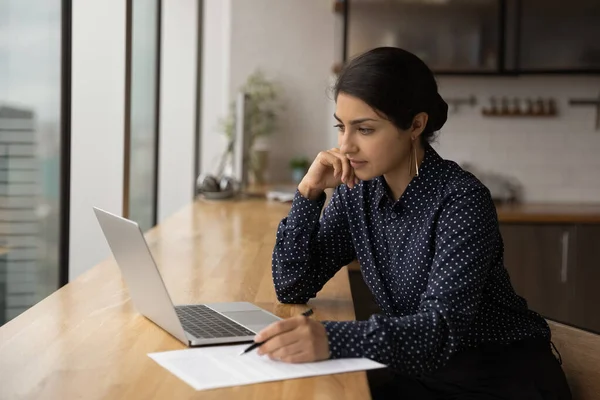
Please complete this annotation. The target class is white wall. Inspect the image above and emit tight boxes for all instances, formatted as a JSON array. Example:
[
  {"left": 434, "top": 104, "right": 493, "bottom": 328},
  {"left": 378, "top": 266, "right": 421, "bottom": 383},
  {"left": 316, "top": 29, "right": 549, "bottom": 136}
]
[
  {"left": 200, "top": 0, "right": 232, "bottom": 176},
  {"left": 200, "top": 0, "right": 337, "bottom": 182},
  {"left": 229, "top": 0, "right": 336, "bottom": 182},
  {"left": 70, "top": 0, "right": 126, "bottom": 280},
  {"left": 157, "top": 0, "right": 198, "bottom": 222},
  {"left": 435, "top": 76, "right": 600, "bottom": 203}
]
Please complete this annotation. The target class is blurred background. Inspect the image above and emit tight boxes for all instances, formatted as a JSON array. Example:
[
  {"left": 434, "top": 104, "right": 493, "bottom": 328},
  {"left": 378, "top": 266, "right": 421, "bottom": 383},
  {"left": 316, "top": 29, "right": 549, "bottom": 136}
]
[{"left": 0, "top": 0, "right": 599, "bottom": 341}]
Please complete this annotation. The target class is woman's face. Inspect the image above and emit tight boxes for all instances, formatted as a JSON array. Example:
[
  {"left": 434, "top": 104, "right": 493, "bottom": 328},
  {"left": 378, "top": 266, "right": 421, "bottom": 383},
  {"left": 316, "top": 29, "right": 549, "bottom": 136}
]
[{"left": 334, "top": 92, "right": 416, "bottom": 181}]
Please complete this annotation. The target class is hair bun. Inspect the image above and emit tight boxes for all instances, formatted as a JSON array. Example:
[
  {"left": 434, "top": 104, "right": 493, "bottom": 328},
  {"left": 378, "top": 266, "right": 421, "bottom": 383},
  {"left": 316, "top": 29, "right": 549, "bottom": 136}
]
[{"left": 431, "top": 93, "right": 448, "bottom": 132}]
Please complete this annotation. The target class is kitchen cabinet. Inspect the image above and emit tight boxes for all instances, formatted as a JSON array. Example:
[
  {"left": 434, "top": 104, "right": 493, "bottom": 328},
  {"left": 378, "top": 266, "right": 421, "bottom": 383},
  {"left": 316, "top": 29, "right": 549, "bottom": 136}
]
[
  {"left": 570, "top": 226, "right": 600, "bottom": 333},
  {"left": 517, "top": 0, "right": 600, "bottom": 72},
  {"left": 345, "top": 0, "right": 501, "bottom": 73},
  {"left": 501, "top": 223, "right": 600, "bottom": 333},
  {"left": 500, "top": 224, "right": 573, "bottom": 323},
  {"left": 347, "top": 221, "right": 600, "bottom": 332},
  {"left": 339, "top": 0, "right": 600, "bottom": 75},
  {"left": 348, "top": 268, "right": 381, "bottom": 320}
]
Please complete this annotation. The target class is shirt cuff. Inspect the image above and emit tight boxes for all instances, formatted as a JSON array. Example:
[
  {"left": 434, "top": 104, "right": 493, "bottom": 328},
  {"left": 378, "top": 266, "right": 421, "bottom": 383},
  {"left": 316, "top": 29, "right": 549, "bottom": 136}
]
[
  {"left": 322, "top": 320, "right": 370, "bottom": 359},
  {"left": 285, "top": 190, "right": 326, "bottom": 229}
]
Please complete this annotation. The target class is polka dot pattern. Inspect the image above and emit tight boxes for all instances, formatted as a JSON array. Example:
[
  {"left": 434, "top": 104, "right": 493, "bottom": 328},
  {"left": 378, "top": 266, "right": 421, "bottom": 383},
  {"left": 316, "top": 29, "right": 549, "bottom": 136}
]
[{"left": 271, "top": 146, "right": 550, "bottom": 376}]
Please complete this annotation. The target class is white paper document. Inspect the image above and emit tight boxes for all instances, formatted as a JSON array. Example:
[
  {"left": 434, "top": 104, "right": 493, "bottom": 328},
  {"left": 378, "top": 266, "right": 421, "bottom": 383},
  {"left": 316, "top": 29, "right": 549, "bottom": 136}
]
[{"left": 148, "top": 344, "right": 385, "bottom": 391}]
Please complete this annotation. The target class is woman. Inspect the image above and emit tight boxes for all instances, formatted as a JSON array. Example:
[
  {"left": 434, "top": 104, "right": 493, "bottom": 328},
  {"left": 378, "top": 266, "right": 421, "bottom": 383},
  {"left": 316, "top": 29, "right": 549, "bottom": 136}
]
[{"left": 254, "top": 47, "right": 571, "bottom": 399}]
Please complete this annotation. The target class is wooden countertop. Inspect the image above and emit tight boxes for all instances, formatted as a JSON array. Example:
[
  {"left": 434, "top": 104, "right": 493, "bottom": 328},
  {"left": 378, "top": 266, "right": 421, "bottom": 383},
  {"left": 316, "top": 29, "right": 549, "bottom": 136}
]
[
  {"left": 257, "top": 185, "right": 600, "bottom": 224},
  {"left": 254, "top": 184, "right": 600, "bottom": 224},
  {"left": 496, "top": 203, "right": 600, "bottom": 224},
  {"left": 0, "top": 198, "right": 370, "bottom": 400}
]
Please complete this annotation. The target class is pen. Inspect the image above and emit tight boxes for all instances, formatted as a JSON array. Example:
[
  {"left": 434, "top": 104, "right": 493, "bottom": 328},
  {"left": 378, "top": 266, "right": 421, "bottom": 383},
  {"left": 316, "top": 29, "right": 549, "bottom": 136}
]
[{"left": 239, "top": 308, "right": 314, "bottom": 355}]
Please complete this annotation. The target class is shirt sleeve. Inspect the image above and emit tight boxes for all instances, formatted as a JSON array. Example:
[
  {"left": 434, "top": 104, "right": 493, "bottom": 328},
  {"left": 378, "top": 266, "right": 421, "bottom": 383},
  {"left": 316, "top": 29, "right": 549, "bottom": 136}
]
[
  {"left": 272, "top": 187, "right": 356, "bottom": 304},
  {"left": 322, "top": 187, "right": 500, "bottom": 376}
]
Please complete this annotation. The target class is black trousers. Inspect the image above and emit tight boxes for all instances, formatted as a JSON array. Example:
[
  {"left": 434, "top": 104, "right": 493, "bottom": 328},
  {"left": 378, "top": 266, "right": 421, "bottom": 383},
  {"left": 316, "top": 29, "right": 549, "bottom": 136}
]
[{"left": 368, "top": 338, "right": 572, "bottom": 400}]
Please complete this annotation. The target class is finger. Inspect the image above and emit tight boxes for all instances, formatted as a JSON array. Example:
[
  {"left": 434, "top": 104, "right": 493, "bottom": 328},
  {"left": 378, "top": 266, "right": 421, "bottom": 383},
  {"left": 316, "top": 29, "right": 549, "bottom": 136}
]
[
  {"left": 351, "top": 170, "right": 359, "bottom": 188},
  {"left": 281, "top": 351, "right": 313, "bottom": 364},
  {"left": 340, "top": 154, "right": 352, "bottom": 185},
  {"left": 327, "top": 150, "right": 350, "bottom": 183},
  {"left": 268, "top": 339, "right": 304, "bottom": 361},
  {"left": 326, "top": 148, "right": 345, "bottom": 182},
  {"left": 340, "top": 154, "right": 355, "bottom": 189},
  {"left": 255, "top": 317, "right": 302, "bottom": 343},
  {"left": 319, "top": 152, "right": 343, "bottom": 180},
  {"left": 258, "top": 331, "right": 300, "bottom": 356},
  {"left": 347, "top": 167, "right": 356, "bottom": 189},
  {"left": 317, "top": 151, "right": 338, "bottom": 178}
]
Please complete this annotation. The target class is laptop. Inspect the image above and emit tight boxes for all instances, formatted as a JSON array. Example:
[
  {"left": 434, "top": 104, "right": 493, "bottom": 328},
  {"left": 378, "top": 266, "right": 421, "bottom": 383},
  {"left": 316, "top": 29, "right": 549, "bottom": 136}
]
[{"left": 93, "top": 207, "right": 281, "bottom": 347}]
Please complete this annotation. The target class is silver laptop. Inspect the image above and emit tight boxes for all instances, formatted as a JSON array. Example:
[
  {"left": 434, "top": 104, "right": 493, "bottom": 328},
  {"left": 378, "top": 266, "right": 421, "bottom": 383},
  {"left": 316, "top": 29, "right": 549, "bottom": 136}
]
[{"left": 93, "top": 207, "right": 281, "bottom": 347}]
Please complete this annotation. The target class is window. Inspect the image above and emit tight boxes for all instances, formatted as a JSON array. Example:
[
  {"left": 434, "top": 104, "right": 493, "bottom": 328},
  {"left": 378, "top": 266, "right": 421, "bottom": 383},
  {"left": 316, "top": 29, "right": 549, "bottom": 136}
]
[
  {"left": 0, "top": 0, "right": 69, "bottom": 324},
  {"left": 125, "top": 0, "right": 161, "bottom": 232}
]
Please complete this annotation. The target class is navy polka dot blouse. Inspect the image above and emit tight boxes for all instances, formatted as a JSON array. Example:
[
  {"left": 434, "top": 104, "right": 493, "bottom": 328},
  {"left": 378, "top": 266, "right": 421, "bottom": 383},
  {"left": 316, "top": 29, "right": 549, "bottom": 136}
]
[{"left": 272, "top": 146, "right": 550, "bottom": 376}]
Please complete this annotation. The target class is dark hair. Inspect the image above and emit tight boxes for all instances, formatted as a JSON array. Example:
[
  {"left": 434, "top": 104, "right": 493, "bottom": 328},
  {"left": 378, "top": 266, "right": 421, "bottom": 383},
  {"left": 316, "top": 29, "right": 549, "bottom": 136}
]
[{"left": 334, "top": 47, "right": 448, "bottom": 145}]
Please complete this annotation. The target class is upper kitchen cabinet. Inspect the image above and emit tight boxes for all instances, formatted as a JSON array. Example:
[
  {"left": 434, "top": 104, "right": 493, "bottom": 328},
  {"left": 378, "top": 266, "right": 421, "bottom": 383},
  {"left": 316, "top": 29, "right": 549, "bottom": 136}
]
[
  {"left": 516, "top": 0, "right": 600, "bottom": 72},
  {"left": 338, "top": 0, "right": 600, "bottom": 75},
  {"left": 345, "top": 0, "right": 501, "bottom": 73}
]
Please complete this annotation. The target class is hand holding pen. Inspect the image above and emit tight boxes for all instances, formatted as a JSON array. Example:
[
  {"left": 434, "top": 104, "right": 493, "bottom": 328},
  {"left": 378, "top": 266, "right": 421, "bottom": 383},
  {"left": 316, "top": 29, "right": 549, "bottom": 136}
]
[{"left": 239, "top": 308, "right": 330, "bottom": 363}]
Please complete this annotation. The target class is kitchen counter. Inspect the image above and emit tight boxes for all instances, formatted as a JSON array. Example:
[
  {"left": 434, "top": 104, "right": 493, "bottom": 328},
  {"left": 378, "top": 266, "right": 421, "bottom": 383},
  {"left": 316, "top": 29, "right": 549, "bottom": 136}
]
[
  {"left": 253, "top": 185, "right": 600, "bottom": 224},
  {"left": 496, "top": 203, "right": 600, "bottom": 224}
]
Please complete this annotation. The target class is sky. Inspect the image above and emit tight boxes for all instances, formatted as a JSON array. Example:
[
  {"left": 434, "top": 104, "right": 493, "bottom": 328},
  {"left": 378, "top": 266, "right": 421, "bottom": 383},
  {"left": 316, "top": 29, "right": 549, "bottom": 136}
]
[{"left": 0, "top": 0, "right": 62, "bottom": 123}]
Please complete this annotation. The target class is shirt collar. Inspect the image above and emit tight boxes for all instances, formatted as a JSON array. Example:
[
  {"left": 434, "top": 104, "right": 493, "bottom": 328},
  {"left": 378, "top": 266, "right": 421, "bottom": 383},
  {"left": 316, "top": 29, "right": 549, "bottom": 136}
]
[{"left": 372, "top": 145, "right": 444, "bottom": 210}]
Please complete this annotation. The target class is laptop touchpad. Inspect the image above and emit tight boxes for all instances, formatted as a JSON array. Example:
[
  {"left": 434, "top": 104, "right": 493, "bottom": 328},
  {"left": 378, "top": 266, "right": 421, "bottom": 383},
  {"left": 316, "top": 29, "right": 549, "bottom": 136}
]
[{"left": 223, "top": 310, "right": 281, "bottom": 332}]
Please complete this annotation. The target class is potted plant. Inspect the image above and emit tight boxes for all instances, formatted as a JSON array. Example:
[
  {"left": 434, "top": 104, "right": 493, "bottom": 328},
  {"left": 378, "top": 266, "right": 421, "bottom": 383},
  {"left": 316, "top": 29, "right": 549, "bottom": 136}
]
[
  {"left": 289, "top": 156, "right": 310, "bottom": 184},
  {"left": 219, "top": 69, "right": 283, "bottom": 185}
]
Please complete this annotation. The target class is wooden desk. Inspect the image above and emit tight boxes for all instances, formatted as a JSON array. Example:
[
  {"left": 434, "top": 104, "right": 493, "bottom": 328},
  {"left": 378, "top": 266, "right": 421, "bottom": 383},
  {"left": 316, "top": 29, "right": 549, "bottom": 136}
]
[{"left": 0, "top": 197, "right": 370, "bottom": 399}]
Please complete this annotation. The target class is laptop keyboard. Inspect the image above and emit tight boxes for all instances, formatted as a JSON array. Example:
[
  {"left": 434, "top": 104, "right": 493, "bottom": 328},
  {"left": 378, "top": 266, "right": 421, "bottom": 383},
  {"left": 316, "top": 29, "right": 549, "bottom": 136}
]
[{"left": 175, "top": 305, "right": 255, "bottom": 339}]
